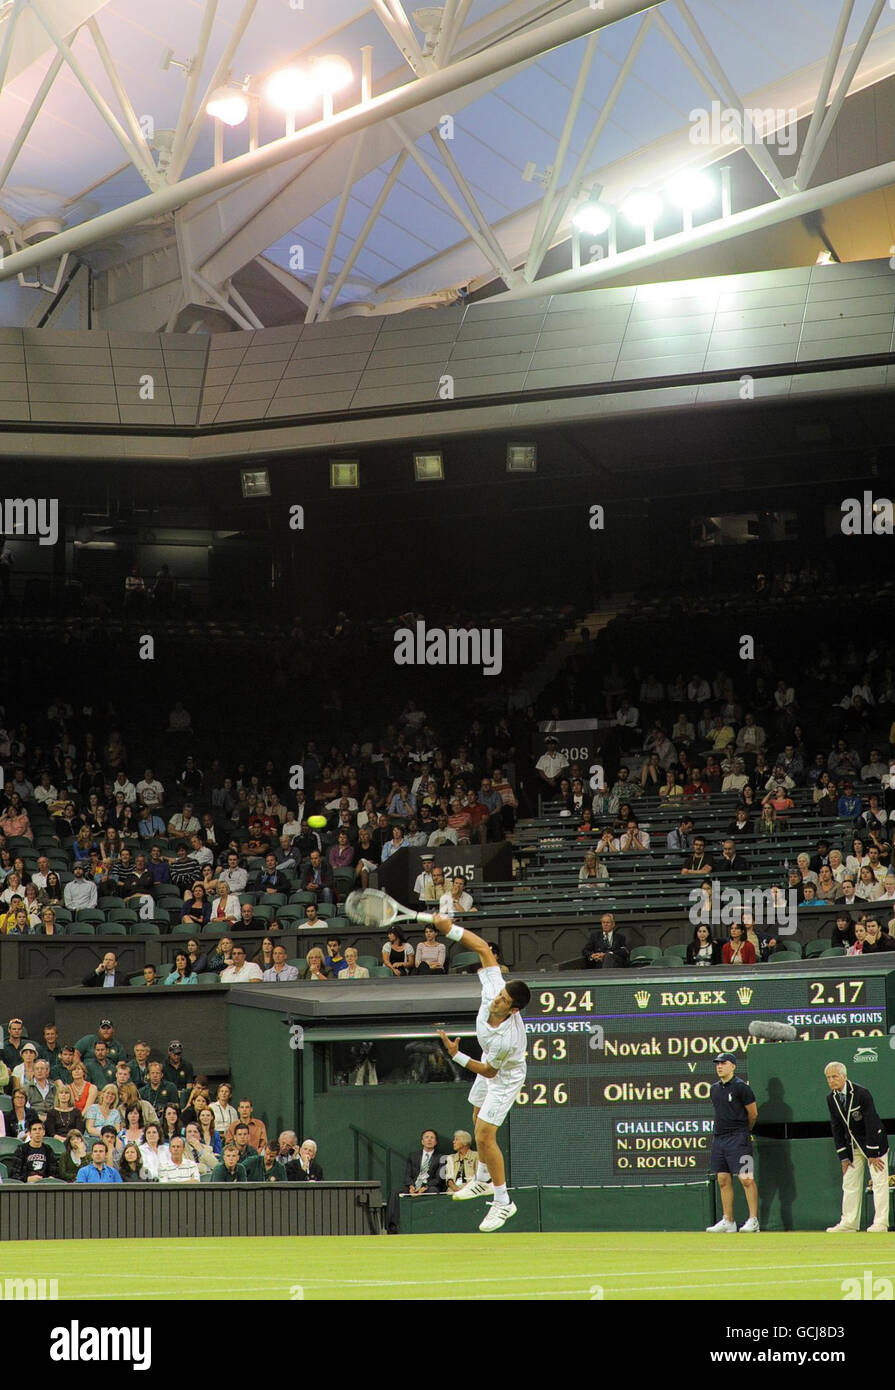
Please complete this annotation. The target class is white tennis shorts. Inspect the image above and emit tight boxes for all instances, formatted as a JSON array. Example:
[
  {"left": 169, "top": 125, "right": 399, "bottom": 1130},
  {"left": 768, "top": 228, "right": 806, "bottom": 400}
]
[{"left": 468, "top": 1072, "right": 525, "bottom": 1128}]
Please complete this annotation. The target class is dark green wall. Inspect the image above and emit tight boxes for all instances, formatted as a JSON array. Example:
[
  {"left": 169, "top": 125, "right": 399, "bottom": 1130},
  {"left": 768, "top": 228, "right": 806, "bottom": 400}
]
[
  {"left": 303, "top": 1073, "right": 482, "bottom": 1194},
  {"left": 228, "top": 1003, "right": 296, "bottom": 1141},
  {"left": 749, "top": 1038, "right": 895, "bottom": 1124}
]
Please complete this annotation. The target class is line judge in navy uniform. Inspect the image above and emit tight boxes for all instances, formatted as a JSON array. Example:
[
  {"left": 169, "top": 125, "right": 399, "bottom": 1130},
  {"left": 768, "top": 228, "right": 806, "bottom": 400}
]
[
  {"left": 706, "top": 1052, "right": 760, "bottom": 1233},
  {"left": 824, "top": 1061, "right": 889, "bottom": 1232}
]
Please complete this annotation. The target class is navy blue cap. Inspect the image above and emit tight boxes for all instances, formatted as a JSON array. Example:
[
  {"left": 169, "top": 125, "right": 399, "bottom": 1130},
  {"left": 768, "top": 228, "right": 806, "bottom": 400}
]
[{"left": 714, "top": 1052, "right": 737, "bottom": 1065}]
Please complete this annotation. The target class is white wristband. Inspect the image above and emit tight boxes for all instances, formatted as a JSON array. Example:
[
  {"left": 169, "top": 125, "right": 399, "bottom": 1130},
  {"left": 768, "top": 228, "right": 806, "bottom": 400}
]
[
  {"left": 446, "top": 923, "right": 465, "bottom": 943},
  {"left": 453, "top": 1051, "right": 471, "bottom": 1069}
]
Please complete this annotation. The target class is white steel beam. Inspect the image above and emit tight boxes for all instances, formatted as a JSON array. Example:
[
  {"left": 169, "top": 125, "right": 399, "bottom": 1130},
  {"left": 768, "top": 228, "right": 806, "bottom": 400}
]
[
  {"left": 191, "top": 268, "right": 257, "bottom": 330},
  {"left": 0, "top": 43, "right": 65, "bottom": 190},
  {"left": 430, "top": 128, "right": 518, "bottom": 286},
  {"left": 0, "top": 0, "right": 669, "bottom": 285},
  {"left": 674, "top": 0, "right": 787, "bottom": 198},
  {"left": 372, "top": 0, "right": 425, "bottom": 75},
  {"left": 86, "top": 17, "right": 159, "bottom": 187},
  {"left": 794, "top": 0, "right": 886, "bottom": 190},
  {"left": 316, "top": 149, "right": 409, "bottom": 322},
  {"left": 167, "top": 0, "right": 258, "bottom": 183},
  {"left": 523, "top": 30, "right": 599, "bottom": 281},
  {"left": 390, "top": 119, "right": 516, "bottom": 287},
  {"left": 28, "top": 0, "right": 159, "bottom": 187},
  {"left": 435, "top": 0, "right": 475, "bottom": 66},
  {"left": 793, "top": 0, "right": 854, "bottom": 191},
  {"left": 526, "top": 12, "right": 653, "bottom": 282},
  {"left": 493, "top": 153, "right": 895, "bottom": 301},
  {"left": 304, "top": 131, "right": 368, "bottom": 323},
  {"left": 226, "top": 281, "right": 264, "bottom": 329},
  {"left": 0, "top": 0, "right": 24, "bottom": 97},
  {"left": 384, "top": 0, "right": 430, "bottom": 71},
  {"left": 168, "top": 0, "right": 219, "bottom": 179}
]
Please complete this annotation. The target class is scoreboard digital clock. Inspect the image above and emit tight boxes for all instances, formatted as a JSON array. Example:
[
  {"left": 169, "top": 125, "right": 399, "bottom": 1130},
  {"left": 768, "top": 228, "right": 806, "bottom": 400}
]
[{"left": 506, "top": 965, "right": 893, "bottom": 1187}]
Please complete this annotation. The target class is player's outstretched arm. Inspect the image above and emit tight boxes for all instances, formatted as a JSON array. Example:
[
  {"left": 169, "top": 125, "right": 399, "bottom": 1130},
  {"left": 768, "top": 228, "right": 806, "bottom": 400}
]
[{"left": 431, "top": 914, "right": 496, "bottom": 967}]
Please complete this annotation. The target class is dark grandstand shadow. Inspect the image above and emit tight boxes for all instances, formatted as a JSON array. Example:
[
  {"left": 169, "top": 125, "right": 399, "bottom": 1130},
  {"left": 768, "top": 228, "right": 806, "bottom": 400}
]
[{"left": 757, "top": 1077, "right": 796, "bottom": 1231}]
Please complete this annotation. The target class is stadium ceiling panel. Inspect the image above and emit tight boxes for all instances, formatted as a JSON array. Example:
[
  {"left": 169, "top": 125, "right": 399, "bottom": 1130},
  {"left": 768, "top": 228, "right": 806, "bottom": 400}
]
[{"left": 0, "top": 0, "right": 894, "bottom": 331}]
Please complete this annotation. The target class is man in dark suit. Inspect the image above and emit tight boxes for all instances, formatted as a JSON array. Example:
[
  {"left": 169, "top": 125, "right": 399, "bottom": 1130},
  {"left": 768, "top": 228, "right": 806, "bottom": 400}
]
[
  {"left": 386, "top": 1128, "right": 445, "bottom": 1232},
  {"left": 825, "top": 1061, "right": 889, "bottom": 1232},
  {"left": 81, "top": 951, "right": 123, "bottom": 988},
  {"left": 285, "top": 1138, "right": 324, "bottom": 1182},
  {"left": 582, "top": 913, "right": 629, "bottom": 969}
]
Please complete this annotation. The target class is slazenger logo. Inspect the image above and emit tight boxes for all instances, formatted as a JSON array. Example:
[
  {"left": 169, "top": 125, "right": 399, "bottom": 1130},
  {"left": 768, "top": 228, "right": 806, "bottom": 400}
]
[
  {"left": 50, "top": 1322, "right": 151, "bottom": 1370},
  {"left": 852, "top": 1047, "right": 879, "bottom": 1064}
]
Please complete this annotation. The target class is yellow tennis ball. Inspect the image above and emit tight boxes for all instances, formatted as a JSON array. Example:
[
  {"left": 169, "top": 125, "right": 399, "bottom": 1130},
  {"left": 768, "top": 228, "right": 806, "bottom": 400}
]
[{"left": 307, "top": 815, "right": 327, "bottom": 829}]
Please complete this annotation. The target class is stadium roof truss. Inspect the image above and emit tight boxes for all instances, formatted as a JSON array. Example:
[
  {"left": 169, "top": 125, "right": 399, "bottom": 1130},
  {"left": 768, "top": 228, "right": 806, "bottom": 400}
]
[{"left": 0, "top": 0, "right": 894, "bottom": 331}]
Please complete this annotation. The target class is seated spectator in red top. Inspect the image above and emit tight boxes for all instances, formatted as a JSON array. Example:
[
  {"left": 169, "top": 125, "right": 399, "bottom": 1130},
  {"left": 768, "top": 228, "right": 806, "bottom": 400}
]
[
  {"left": 447, "top": 797, "right": 472, "bottom": 842},
  {"left": 464, "top": 790, "right": 490, "bottom": 844},
  {"left": 683, "top": 767, "right": 711, "bottom": 800},
  {"left": 328, "top": 831, "right": 355, "bottom": 871},
  {"left": 722, "top": 921, "right": 756, "bottom": 965}
]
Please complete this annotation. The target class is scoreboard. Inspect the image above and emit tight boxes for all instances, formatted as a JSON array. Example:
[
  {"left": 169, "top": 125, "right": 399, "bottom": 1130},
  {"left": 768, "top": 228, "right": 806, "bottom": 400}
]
[{"left": 507, "top": 964, "right": 894, "bottom": 1186}]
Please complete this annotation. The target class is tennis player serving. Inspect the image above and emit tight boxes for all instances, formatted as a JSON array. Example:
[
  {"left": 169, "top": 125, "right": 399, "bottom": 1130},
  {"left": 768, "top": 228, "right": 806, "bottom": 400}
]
[
  {"left": 434, "top": 918, "right": 531, "bottom": 1232},
  {"left": 343, "top": 889, "right": 531, "bottom": 1232}
]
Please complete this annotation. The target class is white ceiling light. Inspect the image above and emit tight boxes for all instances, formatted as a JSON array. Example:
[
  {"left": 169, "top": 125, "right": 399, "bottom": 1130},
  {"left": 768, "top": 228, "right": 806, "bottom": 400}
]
[
  {"left": 206, "top": 86, "right": 249, "bottom": 126},
  {"left": 311, "top": 55, "right": 353, "bottom": 95},
  {"left": 665, "top": 170, "right": 715, "bottom": 211},
  {"left": 572, "top": 201, "right": 611, "bottom": 236},
  {"left": 620, "top": 190, "right": 662, "bottom": 227},
  {"left": 266, "top": 66, "right": 316, "bottom": 113}
]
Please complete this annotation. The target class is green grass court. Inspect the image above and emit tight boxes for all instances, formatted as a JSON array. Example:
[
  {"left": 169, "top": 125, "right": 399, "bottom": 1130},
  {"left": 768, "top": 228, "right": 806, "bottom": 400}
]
[{"left": 3, "top": 1233, "right": 891, "bottom": 1300}]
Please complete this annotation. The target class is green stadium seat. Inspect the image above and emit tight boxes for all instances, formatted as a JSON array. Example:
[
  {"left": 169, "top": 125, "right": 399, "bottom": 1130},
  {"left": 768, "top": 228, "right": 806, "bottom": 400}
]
[
  {"left": 0, "top": 1162, "right": 7, "bottom": 1181},
  {"left": 316, "top": 903, "right": 335, "bottom": 918},
  {"left": 106, "top": 908, "right": 138, "bottom": 924},
  {"left": 276, "top": 906, "right": 305, "bottom": 921},
  {"left": 44, "top": 1136, "right": 66, "bottom": 1156},
  {"left": 128, "top": 920, "right": 161, "bottom": 936},
  {"left": 367, "top": 965, "right": 394, "bottom": 978},
  {"left": 289, "top": 891, "right": 315, "bottom": 906},
  {"left": 75, "top": 909, "right": 105, "bottom": 925},
  {"left": 200, "top": 1170, "right": 212, "bottom": 1182},
  {"left": 820, "top": 947, "right": 846, "bottom": 957},
  {"left": 803, "top": 939, "right": 829, "bottom": 958},
  {"left": 662, "top": 943, "right": 688, "bottom": 960},
  {"left": 630, "top": 946, "right": 662, "bottom": 965},
  {"left": 658, "top": 953, "right": 686, "bottom": 967},
  {"left": 286, "top": 958, "right": 304, "bottom": 971},
  {"left": 450, "top": 951, "right": 481, "bottom": 973},
  {"left": 327, "top": 916, "right": 349, "bottom": 932},
  {"left": 0, "top": 1137, "right": 22, "bottom": 1157},
  {"left": 65, "top": 922, "right": 96, "bottom": 936},
  {"left": 251, "top": 905, "right": 274, "bottom": 922},
  {"left": 259, "top": 893, "right": 287, "bottom": 908},
  {"left": 356, "top": 956, "right": 380, "bottom": 972},
  {"left": 0, "top": 1095, "right": 11, "bottom": 1112},
  {"left": 101, "top": 897, "right": 126, "bottom": 910},
  {"left": 129, "top": 974, "right": 148, "bottom": 986},
  {"left": 197, "top": 972, "right": 221, "bottom": 984}
]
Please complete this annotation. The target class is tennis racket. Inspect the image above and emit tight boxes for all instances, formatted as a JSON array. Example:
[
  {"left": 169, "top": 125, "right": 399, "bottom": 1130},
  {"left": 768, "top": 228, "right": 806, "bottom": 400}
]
[{"left": 344, "top": 889, "right": 435, "bottom": 929}]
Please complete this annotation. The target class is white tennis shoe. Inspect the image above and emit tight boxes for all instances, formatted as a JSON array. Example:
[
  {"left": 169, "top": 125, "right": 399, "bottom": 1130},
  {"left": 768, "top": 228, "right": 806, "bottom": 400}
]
[
  {"left": 706, "top": 1218, "right": 737, "bottom": 1232},
  {"left": 479, "top": 1201, "right": 517, "bottom": 1232},
  {"left": 738, "top": 1217, "right": 760, "bottom": 1233},
  {"left": 452, "top": 1180, "right": 493, "bottom": 1201}
]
